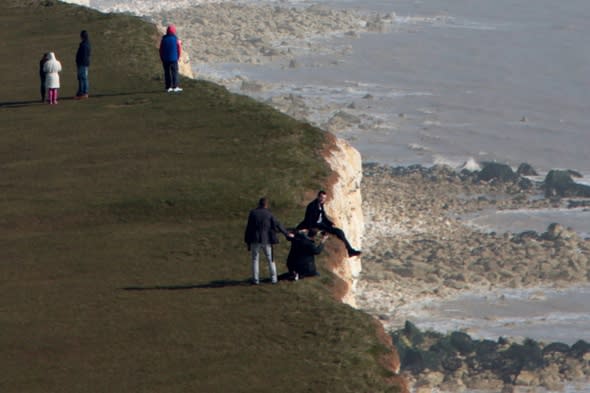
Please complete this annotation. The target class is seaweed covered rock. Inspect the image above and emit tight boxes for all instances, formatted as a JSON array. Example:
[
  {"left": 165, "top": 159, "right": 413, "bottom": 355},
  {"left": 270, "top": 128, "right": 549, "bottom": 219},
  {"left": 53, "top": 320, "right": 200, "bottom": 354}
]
[
  {"left": 391, "top": 324, "right": 589, "bottom": 392},
  {"left": 516, "top": 162, "right": 538, "bottom": 176},
  {"left": 477, "top": 162, "right": 518, "bottom": 182},
  {"left": 450, "top": 331, "right": 475, "bottom": 355},
  {"left": 570, "top": 340, "right": 590, "bottom": 359},
  {"left": 544, "top": 169, "right": 590, "bottom": 197}
]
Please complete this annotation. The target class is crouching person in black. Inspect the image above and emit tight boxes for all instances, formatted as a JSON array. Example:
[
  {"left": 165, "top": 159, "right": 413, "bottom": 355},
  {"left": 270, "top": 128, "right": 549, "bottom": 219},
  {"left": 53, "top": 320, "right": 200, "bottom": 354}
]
[{"left": 287, "top": 228, "right": 328, "bottom": 281}]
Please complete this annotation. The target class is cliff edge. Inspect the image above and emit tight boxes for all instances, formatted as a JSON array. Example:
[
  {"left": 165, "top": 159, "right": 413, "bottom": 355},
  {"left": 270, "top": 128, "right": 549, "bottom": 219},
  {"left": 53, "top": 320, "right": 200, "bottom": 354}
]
[
  {"left": 322, "top": 133, "right": 364, "bottom": 307},
  {"left": 322, "top": 133, "right": 405, "bottom": 387}
]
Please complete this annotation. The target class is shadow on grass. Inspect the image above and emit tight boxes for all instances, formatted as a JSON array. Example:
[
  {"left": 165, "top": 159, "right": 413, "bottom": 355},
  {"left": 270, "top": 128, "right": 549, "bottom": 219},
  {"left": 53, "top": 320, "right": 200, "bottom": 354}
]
[
  {"left": 0, "top": 90, "right": 165, "bottom": 108},
  {"left": 122, "top": 279, "right": 254, "bottom": 291},
  {"left": 0, "top": 99, "right": 47, "bottom": 108}
]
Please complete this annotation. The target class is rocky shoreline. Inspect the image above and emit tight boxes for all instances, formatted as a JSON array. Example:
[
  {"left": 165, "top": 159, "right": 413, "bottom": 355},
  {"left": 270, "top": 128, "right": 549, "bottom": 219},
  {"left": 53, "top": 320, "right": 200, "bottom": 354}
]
[
  {"left": 393, "top": 321, "right": 589, "bottom": 393},
  {"left": 356, "top": 162, "right": 590, "bottom": 391}
]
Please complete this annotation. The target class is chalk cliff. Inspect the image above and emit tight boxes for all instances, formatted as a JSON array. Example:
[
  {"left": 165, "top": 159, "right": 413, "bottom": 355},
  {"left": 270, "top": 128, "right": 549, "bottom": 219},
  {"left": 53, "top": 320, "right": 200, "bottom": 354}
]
[
  {"left": 322, "top": 134, "right": 364, "bottom": 307},
  {"left": 322, "top": 134, "right": 405, "bottom": 389}
]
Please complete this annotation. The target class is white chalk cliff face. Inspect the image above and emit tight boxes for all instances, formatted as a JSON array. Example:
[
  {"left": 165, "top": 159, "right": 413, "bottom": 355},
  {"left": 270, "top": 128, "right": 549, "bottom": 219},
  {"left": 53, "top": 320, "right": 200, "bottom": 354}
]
[{"left": 324, "top": 137, "right": 364, "bottom": 307}]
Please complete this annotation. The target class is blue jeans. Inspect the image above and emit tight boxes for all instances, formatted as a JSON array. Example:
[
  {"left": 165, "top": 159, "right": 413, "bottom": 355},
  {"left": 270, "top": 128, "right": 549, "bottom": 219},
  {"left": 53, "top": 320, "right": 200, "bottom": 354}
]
[
  {"left": 250, "top": 243, "right": 277, "bottom": 284},
  {"left": 77, "top": 66, "right": 89, "bottom": 95}
]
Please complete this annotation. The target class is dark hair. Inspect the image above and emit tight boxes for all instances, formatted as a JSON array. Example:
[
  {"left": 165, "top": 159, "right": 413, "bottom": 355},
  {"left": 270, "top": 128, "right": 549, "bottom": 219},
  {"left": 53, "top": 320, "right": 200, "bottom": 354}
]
[
  {"left": 317, "top": 190, "right": 327, "bottom": 197},
  {"left": 258, "top": 197, "right": 268, "bottom": 208},
  {"left": 307, "top": 228, "right": 319, "bottom": 238},
  {"left": 80, "top": 30, "right": 89, "bottom": 40}
]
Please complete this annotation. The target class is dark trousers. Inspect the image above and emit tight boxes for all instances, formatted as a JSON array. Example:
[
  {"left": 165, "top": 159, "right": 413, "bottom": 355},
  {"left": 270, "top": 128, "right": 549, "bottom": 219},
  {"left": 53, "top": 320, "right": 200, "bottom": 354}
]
[
  {"left": 162, "top": 61, "right": 179, "bottom": 89},
  {"left": 40, "top": 74, "right": 46, "bottom": 101},
  {"left": 316, "top": 223, "right": 354, "bottom": 252}
]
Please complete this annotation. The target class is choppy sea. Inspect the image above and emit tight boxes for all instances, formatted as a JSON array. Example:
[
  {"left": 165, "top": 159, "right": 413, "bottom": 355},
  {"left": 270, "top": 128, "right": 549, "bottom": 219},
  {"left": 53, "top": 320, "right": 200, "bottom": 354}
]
[{"left": 64, "top": 0, "right": 590, "bottom": 390}]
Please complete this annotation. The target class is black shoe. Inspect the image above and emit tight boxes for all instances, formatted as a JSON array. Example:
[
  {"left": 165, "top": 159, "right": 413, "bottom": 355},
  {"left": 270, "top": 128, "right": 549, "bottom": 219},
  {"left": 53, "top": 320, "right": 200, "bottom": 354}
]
[{"left": 348, "top": 249, "right": 362, "bottom": 257}]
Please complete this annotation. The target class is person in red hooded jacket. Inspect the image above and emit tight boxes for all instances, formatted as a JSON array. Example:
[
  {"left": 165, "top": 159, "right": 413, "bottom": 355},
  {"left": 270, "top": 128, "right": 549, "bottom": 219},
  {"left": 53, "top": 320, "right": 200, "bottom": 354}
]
[{"left": 159, "top": 24, "right": 183, "bottom": 92}]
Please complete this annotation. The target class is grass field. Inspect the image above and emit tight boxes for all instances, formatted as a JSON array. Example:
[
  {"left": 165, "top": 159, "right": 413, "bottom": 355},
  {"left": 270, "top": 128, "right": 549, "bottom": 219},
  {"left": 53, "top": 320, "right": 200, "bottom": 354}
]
[{"left": 0, "top": 1, "right": 403, "bottom": 392}]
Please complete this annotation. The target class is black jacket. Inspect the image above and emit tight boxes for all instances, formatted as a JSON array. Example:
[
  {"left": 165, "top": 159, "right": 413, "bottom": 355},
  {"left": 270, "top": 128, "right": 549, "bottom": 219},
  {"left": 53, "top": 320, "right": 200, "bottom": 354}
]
[
  {"left": 76, "top": 37, "right": 91, "bottom": 67},
  {"left": 297, "top": 198, "right": 334, "bottom": 229},
  {"left": 287, "top": 232, "right": 323, "bottom": 276},
  {"left": 244, "top": 207, "right": 288, "bottom": 245}
]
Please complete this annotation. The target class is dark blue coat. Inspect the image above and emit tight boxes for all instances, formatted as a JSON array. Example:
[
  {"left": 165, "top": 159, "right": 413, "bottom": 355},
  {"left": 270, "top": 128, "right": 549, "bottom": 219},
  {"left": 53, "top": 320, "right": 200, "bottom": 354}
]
[
  {"left": 76, "top": 39, "right": 91, "bottom": 67},
  {"left": 159, "top": 34, "right": 180, "bottom": 62}
]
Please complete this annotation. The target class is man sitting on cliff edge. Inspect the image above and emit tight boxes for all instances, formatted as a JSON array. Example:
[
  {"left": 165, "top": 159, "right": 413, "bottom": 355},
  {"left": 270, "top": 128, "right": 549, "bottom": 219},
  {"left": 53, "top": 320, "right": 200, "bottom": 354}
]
[{"left": 297, "top": 190, "right": 361, "bottom": 257}]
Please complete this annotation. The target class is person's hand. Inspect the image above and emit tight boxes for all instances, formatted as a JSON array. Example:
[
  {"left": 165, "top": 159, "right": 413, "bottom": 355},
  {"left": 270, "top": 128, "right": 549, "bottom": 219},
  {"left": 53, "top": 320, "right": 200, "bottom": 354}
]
[
  {"left": 321, "top": 234, "right": 329, "bottom": 243},
  {"left": 287, "top": 232, "right": 295, "bottom": 238}
]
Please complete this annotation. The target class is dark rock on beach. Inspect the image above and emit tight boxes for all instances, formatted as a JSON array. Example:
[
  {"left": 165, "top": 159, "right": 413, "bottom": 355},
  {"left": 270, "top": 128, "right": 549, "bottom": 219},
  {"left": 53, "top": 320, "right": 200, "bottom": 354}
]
[
  {"left": 544, "top": 169, "right": 590, "bottom": 197},
  {"left": 477, "top": 162, "right": 518, "bottom": 183},
  {"left": 516, "top": 162, "right": 538, "bottom": 176}
]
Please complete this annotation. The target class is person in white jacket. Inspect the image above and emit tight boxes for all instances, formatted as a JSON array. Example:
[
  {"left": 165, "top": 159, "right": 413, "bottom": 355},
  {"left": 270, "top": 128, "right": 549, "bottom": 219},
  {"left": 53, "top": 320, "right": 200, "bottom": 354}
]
[{"left": 43, "top": 52, "right": 62, "bottom": 104}]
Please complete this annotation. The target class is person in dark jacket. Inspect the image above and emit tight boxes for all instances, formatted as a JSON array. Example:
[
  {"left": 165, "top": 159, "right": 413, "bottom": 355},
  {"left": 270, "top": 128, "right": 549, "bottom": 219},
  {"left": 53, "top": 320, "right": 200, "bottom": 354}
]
[
  {"left": 39, "top": 53, "right": 49, "bottom": 102},
  {"left": 75, "top": 30, "right": 91, "bottom": 99},
  {"left": 297, "top": 190, "right": 361, "bottom": 257},
  {"left": 244, "top": 197, "right": 292, "bottom": 284},
  {"left": 287, "top": 228, "right": 327, "bottom": 280},
  {"left": 159, "top": 25, "right": 183, "bottom": 92}
]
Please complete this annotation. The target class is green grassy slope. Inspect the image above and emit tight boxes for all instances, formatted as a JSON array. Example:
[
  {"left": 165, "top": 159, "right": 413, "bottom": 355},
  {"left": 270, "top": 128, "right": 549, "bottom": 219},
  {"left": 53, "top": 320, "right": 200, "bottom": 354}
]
[{"left": 0, "top": 1, "right": 402, "bottom": 392}]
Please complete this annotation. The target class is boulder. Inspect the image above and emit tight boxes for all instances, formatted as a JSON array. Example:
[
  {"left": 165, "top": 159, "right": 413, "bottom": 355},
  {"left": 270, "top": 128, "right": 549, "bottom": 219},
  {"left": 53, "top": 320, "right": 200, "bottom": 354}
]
[
  {"left": 477, "top": 162, "right": 518, "bottom": 182},
  {"left": 542, "top": 223, "right": 577, "bottom": 241},
  {"left": 403, "top": 348, "right": 426, "bottom": 372},
  {"left": 542, "top": 342, "right": 570, "bottom": 355},
  {"left": 570, "top": 340, "right": 590, "bottom": 359},
  {"left": 516, "top": 163, "right": 538, "bottom": 176},
  {"left": 517, "top": 177, "right": 534, "bottom": 190},
  {"left": 544, "top": 169, "right": 590, "bottom": 197},
  {"left": 450, "top": 331, "right": 475, "bottom": 355},
  {"left": 403, "top": 320, "right": 424, "bottom": 345}
]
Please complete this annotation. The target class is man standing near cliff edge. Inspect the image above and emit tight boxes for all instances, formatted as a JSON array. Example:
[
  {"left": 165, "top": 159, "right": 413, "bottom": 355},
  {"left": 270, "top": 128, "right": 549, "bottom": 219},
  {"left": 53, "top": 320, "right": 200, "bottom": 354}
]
[
  {"left": 159, "top": 24, "right": 183, "bottom": 93},
  {"left": 297, "top": 190, "right": 361, "bottom": 257},
  {"left": 244, "top": 197, "right": 292, "bottom": 285},
  {"left": 75, "top": 30, "right": 91, "bottom": 99}
]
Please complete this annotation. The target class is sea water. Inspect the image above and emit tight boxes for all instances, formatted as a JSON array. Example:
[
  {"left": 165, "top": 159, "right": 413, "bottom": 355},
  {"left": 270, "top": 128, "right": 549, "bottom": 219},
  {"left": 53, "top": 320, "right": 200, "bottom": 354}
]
[
  {"left": 203, "top": 0, "right": 590, "bottom": 174},
  {"left": 64, "top": 0, "right": 590, "bottom": 390}
]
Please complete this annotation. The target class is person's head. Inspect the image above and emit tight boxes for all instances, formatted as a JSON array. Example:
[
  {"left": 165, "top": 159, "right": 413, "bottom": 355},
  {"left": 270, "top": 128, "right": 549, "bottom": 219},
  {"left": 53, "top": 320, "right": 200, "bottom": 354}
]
[
  {"left": 80, "top": 30, "right": 88, "bottom": 41},
  {"left": 317, "top": 190, "right": 327, "bottom": 204},
  {"left": 166, "top": 25, "right": 177, "bottom": 35},
  {"left": 307, "top": 228, "right": 319, "bottom": 238},
  {"left": 258, "top": 197, "right": 269, "bottom": 209}
]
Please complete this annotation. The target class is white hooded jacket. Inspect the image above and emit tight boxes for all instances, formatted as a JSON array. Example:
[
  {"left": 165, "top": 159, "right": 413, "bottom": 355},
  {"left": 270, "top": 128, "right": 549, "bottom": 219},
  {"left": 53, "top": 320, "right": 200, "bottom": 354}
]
[{"left": 43, "top": 52, "right": 62, "bottom": 89}]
